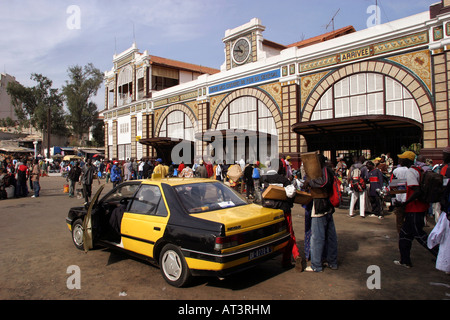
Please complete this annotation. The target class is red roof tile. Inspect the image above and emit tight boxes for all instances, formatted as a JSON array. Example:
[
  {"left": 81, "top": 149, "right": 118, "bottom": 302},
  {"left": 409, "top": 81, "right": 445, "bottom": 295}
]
[
  {"left": 149, "top": 55, "right": 220, "bottom": 75},
  {"left": 287, "top": 25, "right": 356, "bottom": 49}
]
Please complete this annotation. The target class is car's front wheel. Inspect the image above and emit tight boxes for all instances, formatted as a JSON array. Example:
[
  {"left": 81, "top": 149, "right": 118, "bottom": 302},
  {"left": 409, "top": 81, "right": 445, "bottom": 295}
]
[
  {"left": 159, "top": 244, "right": 191, "bottom": 287},
  {"left": 72, "top": 219, "right": 84, "bottom": 250}
]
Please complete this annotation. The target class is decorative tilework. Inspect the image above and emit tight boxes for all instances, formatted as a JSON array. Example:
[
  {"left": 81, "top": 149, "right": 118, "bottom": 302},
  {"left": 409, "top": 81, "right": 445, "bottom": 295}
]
[
  {"left": 299, "top": 31, "right": 429, "bottom": 74},
  {"left": 300, "top": 71, "right": 329, "bottom": 107},
  {"left": 289, "top": 64, "right": 295, "bottom": 75},
  {"left": 434, "top": 26, "right": 444, "bottom": 41},
  {"left": 373, "top": 31, "right": 429, "bottom": 55},
  {"left": 259, "top": 82, "right": 282, "bottom": 108},
  {"left": 300, "top": 55, "right": 338, "bottom": 72},
  {"left": 386, "top": 49, "right": 432, "bottom": 93}
]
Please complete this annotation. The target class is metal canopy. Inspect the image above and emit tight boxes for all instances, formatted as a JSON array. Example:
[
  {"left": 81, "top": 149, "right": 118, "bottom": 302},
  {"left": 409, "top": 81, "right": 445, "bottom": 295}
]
[
  {"left": 291, "top": 115, "right": 423, "bottom": 159},
  {"left": 139, "top": 137, "right": 193, "bottom": 164},
  {"left": 292, "top": 115, "right": 423, "bottom": 137}
]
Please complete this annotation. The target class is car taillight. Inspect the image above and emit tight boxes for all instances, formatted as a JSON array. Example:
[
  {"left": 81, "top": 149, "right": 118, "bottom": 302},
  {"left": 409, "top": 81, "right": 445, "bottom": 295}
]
[{"left": 214, "top": 234, "right": 245, "bottom": 251}]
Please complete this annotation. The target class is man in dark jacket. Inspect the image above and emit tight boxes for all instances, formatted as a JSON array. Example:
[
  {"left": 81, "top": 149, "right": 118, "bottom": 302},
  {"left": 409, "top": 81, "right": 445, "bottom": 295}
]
[
  {"left": 261, "top": 168, "right": 302, "bottom": 271},
  {"left": 143, "top": 160, "right": 150, "bottom": 179},
  {"left": 67, "top": 162, "right": 82, "bottom": 198},
  {"left": 367, "top": 160, "right": 385, "bottom": 219},
  {"left": 243, "top": 163, "right": 254, "bottom": 200},
  {"left": 80, "top": 159, "right": 100, "bottom": 205},
  {"left": 16, "top": 160, "right": 29, "bottom": 197}
]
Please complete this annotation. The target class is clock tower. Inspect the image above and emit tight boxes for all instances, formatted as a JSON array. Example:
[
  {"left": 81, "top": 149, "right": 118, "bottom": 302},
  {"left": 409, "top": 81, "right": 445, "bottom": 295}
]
[{"left": 222, "top": 18, "right": 266, "bottom": 71}]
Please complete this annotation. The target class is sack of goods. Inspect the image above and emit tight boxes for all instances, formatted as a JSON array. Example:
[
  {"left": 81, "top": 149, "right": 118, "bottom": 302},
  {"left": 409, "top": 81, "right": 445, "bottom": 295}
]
[
  {"left": 227, "top": 165, "right": 243, "bottom": 182},
  {"left": 350, "top": 167, "right": 366, "bottom": 192}
]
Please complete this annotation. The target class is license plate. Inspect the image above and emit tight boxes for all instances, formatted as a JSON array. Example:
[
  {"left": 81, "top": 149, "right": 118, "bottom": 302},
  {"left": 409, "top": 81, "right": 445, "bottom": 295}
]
[{"left": 249, "top": 246, "right": 272, "bottom": 260}]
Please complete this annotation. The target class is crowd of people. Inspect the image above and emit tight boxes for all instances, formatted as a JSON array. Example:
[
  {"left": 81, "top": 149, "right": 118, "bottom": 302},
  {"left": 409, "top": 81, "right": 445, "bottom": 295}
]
[
  {"left": 1, "top": 149, "right": 449, "bottom": 275},
  {"left": 289, "top": 149, "right": 450, "bottom": 274},
  {"left": 0, "top": 156, "right": 43, "bottom": 199},
  {"left": 232, "top": 150, "right": 450, "bottom": 275}
]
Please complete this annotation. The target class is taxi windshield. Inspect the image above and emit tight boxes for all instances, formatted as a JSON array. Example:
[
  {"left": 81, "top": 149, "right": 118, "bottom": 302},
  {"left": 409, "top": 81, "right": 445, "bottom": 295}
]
[{"left": 173, "top": 182, "right": 247, "bottom": 214}]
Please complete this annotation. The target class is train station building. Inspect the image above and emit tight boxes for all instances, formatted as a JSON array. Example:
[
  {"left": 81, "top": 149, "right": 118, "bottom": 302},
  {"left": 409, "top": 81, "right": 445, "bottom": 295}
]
[{"left": 101, "top": 1, "right": 450, "bottom": 167}]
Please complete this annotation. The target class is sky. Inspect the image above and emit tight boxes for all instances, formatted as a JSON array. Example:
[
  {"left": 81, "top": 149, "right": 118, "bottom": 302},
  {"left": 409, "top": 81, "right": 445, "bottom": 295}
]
[{"left": 0, "top": 0, "right": 434, "bottom": 111}]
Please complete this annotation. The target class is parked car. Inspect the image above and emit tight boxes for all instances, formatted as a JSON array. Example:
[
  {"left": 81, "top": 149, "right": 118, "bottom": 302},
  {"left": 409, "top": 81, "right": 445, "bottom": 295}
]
[{"left": 66, "top": 178, "right": 290, "bottom": 287}]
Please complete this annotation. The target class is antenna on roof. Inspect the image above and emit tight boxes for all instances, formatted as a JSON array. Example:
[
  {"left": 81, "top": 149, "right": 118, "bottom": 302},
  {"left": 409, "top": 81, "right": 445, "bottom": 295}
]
[{"left": 325, "top": 9, "right": 340, "bottom": 32}]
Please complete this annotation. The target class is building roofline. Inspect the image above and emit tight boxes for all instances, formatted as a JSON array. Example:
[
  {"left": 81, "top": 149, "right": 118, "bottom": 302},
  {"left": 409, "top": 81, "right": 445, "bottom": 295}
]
[
  {"left": 149, "top": 55, "right": 220, "bottom": 75},
  {"left": 286, "top": 25, "right": 356, "bottom": 49}
]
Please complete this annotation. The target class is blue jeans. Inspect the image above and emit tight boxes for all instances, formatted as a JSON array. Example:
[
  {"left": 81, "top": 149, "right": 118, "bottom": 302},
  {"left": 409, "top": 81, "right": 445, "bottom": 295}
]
[
  {"left": 69, "top": 179, "right": 76, "bottom": 197},
  {"left": 310, "top": 213, "right": 338, "bottom": 271},
  {"left": 33, "top": 181, "right": 40, "bottom": 197}
]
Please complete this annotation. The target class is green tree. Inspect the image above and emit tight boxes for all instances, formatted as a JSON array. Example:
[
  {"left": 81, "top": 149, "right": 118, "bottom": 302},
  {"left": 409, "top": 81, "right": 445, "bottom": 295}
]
[
  {"left": 91, "top": 120, "right": 105, "bottom": 147},
  {"left": 5, "top": 117, "right": 15, "bottom": 127},
  {"left": 7, "top": 73, "right": 67, "bottom": 135},
  {"left": 62, "top": 63, "right": 103, "bottom": 142}
]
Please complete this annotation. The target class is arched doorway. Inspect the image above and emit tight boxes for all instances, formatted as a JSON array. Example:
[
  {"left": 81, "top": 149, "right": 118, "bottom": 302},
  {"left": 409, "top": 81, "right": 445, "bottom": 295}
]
[
  {"left": 140, "top": 105, "right": 197, "bottom": 164},
  {"left": 208, "top": 88, "right": 281, "bottom": 164},
  {"left": 295, "top": 61, "right": 434, "bottom": 163}
]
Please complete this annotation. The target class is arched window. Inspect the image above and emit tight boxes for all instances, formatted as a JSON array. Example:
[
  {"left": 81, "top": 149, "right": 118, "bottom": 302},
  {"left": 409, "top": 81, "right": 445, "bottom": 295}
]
[
  {"left": 312, "top": 73, "right": 422, "bottom": 123},
  {"left": 216, "top": 96, "right": 277, "bottom": 136},
  {"left": 117, "top": 66, "right": 133, "bottom": 106},
  {"left": 159, "top": 110, "right": 194, "bottom": 141}
]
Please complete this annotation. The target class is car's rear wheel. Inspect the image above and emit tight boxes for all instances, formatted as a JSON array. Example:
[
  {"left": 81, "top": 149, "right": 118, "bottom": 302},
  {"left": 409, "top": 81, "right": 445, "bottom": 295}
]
[
  {"left": 72, "top": 219, "right": 84, "bottom": 250},
  {"left": 159, "top": 244, "right": 191, "bottom": 287}
]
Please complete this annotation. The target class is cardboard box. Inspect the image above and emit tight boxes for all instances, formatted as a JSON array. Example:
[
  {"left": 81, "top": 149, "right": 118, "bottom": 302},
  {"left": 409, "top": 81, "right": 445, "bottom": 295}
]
[
  {"left": 389, "top": 179, "right": 407, "bottom": 194},
  {"left": 301, "top": 151, "right": 322, "bottom": 179},
  {"left": 262, "top": 185, "right": 312, "bottom": 205}
]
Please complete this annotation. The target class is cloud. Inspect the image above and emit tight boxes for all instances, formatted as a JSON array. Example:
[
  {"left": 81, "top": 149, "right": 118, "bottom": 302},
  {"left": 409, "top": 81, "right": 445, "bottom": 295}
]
[
  {"left": 0, "top": 0, "right": 435, "bottom": 111},
  {"left": 0, "top": 1, "right": 85, "bottom": 86}
]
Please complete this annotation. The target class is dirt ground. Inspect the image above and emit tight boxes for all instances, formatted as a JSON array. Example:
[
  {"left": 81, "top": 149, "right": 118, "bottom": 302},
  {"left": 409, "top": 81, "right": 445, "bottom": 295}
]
[{"left": 0, "top": 174, "right": 449, "bottom": 303}]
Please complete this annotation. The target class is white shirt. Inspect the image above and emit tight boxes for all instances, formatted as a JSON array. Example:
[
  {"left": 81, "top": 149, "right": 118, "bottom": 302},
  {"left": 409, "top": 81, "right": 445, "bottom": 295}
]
[
  {"left": 405, "top": 167, "right": 420, "bottom": 187},
  {"left": 428, "top": 213, "right": 450, "bottom": 273},
  {"left": 215, "top": 164, "right": 222, "bottom": 176},
  {"left": 392, "top": 166, "right": 408, "bottom": 202}
]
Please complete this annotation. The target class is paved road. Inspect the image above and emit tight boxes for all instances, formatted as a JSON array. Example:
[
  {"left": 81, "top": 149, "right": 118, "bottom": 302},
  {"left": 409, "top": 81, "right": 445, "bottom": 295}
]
[{"left": 0, "top": 175, "right": 449, "bottom": 302}]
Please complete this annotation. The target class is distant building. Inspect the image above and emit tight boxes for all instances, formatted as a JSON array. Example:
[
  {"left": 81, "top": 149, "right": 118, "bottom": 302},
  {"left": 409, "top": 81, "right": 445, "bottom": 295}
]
[
  {"left": 102, "top": 42, "right": 220, "bottom": 160},
  {"left": 101, "top": 1, "right": 450, "bottom": 165},
  {"left": 0, "top": 73, "right": 19, "bottom": 121}
]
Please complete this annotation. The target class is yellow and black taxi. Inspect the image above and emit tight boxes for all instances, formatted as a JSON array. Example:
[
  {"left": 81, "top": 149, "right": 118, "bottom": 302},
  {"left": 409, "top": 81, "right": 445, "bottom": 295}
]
[{"left": 66, "top": 178, "right": 290, "bottom": 287}]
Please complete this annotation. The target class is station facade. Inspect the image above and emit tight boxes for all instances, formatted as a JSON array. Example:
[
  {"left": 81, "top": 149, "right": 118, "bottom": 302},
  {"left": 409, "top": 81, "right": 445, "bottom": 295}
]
[{"left": 101, "top": 1, "right": 450, "bottom": 166}]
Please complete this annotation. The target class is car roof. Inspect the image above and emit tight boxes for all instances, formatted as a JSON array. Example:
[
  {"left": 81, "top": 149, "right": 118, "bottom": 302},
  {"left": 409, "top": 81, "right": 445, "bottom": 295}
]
[{"left": 140, "top": 177, "right": 217, "bottom": 187}]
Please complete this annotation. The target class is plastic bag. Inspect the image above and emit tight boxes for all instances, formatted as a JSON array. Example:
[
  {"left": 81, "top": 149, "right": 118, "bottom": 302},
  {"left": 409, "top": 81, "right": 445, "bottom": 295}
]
[{"left": 284, "top": 184, "right": 296, "bottom": 198}]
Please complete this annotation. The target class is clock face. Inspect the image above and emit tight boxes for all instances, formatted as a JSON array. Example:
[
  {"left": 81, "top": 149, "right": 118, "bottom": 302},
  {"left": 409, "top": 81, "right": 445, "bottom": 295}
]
[{"left": 232, "top": 38, "right": 251, "bottom": 64}]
